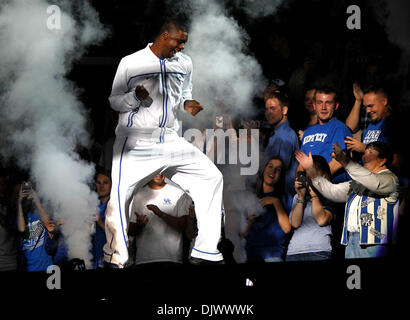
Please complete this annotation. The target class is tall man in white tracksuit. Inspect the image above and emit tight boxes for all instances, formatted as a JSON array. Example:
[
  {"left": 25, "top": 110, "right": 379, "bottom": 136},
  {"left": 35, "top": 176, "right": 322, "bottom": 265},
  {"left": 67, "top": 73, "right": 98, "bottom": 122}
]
[{"left": 103, "top": 20, "right": 224, "bottom": 267}]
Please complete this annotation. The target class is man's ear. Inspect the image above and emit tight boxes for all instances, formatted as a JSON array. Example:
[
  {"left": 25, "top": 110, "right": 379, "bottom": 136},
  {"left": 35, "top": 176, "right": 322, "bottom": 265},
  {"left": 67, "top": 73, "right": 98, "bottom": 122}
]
[
  {"left": 163, "top": 31, "right": 169, "bottom": 40},
  {"left": 382, "top": 97, "right": 392, "bottom": 113},
  {"left": 381, "top": 96, "right": 388, "bottom": 107},
  {"left": 335, "top": 102, "right": 340, "bottom": 110},
  {"left": 379, "top": 158, "right": 387, "bottom": 168},
  {"left": 282, "top": 106, "right": 288, "bottom": 116}
]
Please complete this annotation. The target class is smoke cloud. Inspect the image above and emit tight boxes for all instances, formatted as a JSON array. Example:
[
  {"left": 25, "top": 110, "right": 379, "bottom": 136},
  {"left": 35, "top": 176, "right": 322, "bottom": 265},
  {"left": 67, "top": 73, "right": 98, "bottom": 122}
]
[
  {"left": 176, "top": 0, "right": 284, "bottom": 262},
  {"left": 0, "top": 0, "right": 107, "bottom": 267},
  {"left": 177, "top": 0, "right": 265, "bottom": 129},
  {"left": 233, "top": 0, "right": 286, "bottom": 19}
]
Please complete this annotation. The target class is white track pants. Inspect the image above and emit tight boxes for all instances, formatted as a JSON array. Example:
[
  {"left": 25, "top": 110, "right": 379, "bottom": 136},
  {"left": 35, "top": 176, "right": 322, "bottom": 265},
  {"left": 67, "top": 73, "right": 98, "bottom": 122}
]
[{"left": 103, "top": 134, "right": 224, "bottom": 267}]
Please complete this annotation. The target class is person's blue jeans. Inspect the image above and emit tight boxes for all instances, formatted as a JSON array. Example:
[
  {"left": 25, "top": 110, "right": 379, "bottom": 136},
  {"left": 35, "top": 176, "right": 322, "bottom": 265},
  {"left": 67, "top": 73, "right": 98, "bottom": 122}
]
[
  {"left": 345, "top": 232, "right": 390, "bottom": 259},
  {"left": 286, "top": 251, "right": 332, "bottom": 262}
]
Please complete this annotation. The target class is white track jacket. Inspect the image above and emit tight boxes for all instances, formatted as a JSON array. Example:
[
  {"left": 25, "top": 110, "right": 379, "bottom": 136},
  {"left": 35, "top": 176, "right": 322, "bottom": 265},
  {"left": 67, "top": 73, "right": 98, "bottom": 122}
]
[{"left": 109, "top": 43, "right": 193, "bottom": 141}]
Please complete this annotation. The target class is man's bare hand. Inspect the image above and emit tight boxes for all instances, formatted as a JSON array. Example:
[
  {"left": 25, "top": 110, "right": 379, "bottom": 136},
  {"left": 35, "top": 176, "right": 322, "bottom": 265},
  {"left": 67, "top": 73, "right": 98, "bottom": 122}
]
[
  {"left": 331, "top": 142, "right": 350, "bottom": 166},
  {"left": 134, "top": 85, "right": 150, "bottom": 101},
  {"left": 136, "top": 214, "right": 149, "bottom": 226},
  {"left": 295, "top": 150, "right": 313, "bottom": 171},
  {"left": 260, "top": 196, "right": 277, "bottom": 207},
  {"left": 344, "top": 136, "right": 366, "bottom": 153},
  {"left": 294, "top": 179, "right": 307, "bottom": 198},
  {"left": 353, "top": 82, "right": 363, "bottom": 102},
  {"left": 146, "top": 204, "right": 161, "bottom": 215},
  {"left": 184, "top": 100, "right": 203, "bottom": 116},
  {"left": 295, "top": 150, "right": 319, "bottom": 178},
  {"left": 247, "top": 211, "right": 258, "bottom": 222},
  {"left": 44, "top": 220, "right": 56, "bottom": 233},
  {"left": 298, "top": 130, "right": 304, "bottom": 141}
]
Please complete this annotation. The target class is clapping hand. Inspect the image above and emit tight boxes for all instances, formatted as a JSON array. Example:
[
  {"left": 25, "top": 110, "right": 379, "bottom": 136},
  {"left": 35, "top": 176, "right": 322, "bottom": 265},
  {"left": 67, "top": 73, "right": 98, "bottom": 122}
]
[
  {"left": 331, "top": 142, "right": 350, "bottom": 166},
  {"left": 344, "top": 136, "right": 365, "bottom": 153},
  {"left": 184, "top": 100, "right": 203, "bottom": 116},
  {"left": 353, "top": 82, "right": 363, "bottom": 102},
  {"left": 295, "top": 150, "right": 313, "bottom": 171}
]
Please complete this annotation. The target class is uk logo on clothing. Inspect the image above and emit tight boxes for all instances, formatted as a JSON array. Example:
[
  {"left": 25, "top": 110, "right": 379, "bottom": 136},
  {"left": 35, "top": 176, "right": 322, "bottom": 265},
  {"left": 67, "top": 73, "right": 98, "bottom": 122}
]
[
  {"left": 376, "top": 206, "right": 386, "bottom": 220},
  {"left": 369, "top": 228, "right": 385, "bottom": 240},
  {"left": 360, "top": 213, "right": 373, "bottom": 226},
  {"left": 164, "top": 198, "right": 171, "bottom": 205}
]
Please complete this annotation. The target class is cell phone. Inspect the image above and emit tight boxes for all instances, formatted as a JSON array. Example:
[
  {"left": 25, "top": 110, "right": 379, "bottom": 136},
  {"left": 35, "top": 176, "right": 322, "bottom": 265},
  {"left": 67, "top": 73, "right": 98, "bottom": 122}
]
[{"left": 297, "top": 171, "right": 306, "bottom": 188}]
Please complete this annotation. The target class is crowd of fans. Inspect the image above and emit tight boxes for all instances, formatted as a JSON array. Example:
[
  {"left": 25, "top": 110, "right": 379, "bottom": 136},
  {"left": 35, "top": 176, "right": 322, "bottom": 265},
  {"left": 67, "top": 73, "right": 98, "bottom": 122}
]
[
  {"left": 0, "top": 29, "right": 409, "bottom": 272},
  {"left": 1, "top": 77, "right": 407, "bottom": 272}
]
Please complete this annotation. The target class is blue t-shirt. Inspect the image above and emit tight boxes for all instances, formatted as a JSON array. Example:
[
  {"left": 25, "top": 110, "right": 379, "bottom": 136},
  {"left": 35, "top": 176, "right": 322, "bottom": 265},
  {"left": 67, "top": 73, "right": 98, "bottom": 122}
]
[
  {"left": 287, "top": 194, "right": 333, "bottom": 256},
  {"left": 22, "top": 212, "right": 53, "bottom": 272},
  {"left": 91, "top": 201, "right": 108, "bottom": 269},
  {"left": 44, "top": 230, "right": 68, "bottom": 266},
  {"left": 245, "top": 192, "right": 288, "bottom": 262},
  {"left": 264, "top": 121, "right": 299, "bottom": 213},
  {"left": 362, "top": 115, "right": 399, "bottom": 152},
  {"left": 301, "top": 117, "right": 352, "bottom": 183},
  {"left": 362, "top": 115, "right": 406, "bottom": 185}
]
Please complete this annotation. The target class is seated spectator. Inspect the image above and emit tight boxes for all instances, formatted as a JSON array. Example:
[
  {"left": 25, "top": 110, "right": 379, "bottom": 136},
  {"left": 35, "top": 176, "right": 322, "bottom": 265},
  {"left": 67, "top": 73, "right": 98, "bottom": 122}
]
[
  {"left": 286, "top": 155, "right": 334, "bottom": 261},
  {"left": 16, "top": 181, "right": 55, "bottom": 272},
  {"left": 296, "top": 141, "right": 399, "bottom": 259},
  {"left": 91, "top": 169, "right": 111, "bottom": 269},
  {"left": 241, "top": 157, "right": 291, "bottom": 263},
  {"left": 128, "top": 174, "right": 194, "bottom": 266}
]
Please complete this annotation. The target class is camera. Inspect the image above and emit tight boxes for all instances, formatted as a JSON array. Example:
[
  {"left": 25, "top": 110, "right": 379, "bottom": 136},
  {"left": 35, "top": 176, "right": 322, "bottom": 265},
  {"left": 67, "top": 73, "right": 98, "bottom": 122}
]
[
  {"left": 297, "top": 171, "right": 307, "bottom": 188},
  {"left": 22, "top": 181, "right": 32, "bottom": 192}
]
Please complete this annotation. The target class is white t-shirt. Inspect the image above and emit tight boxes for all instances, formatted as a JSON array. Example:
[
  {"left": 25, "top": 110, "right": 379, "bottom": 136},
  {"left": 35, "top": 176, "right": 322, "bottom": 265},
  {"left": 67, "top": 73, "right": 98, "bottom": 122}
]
[
  {"left": 130, "top": 183, "right": 191, "bottom": 265},
  {"left": 347, "top": 195, "right": 361, "bottom": 233}
]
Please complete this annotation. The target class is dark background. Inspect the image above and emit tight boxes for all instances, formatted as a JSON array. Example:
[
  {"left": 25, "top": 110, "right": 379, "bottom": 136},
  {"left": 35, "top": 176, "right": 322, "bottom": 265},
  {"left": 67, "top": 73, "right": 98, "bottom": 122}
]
[
  {"left": 70, "top": 0, "right": 410, "bottom": 149},
  {"left": 2, "top": 0, "right": 410, "bottom": 306}
]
